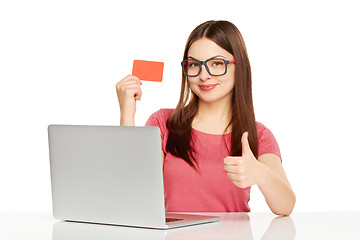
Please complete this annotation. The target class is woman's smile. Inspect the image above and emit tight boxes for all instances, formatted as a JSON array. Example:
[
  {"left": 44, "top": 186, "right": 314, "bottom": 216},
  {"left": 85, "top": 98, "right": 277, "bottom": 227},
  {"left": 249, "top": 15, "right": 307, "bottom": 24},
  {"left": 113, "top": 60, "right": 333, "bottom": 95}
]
[{"left": 198, "top": 84, "right": 218, "bottom": 91}]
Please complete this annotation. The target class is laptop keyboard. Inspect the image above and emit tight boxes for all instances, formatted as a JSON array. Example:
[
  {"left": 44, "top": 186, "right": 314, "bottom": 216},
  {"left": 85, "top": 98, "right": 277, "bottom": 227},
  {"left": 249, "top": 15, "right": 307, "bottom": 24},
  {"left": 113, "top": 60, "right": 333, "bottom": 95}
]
[{"left": 166, "top": 217, "right": 183, "bottom": 223}]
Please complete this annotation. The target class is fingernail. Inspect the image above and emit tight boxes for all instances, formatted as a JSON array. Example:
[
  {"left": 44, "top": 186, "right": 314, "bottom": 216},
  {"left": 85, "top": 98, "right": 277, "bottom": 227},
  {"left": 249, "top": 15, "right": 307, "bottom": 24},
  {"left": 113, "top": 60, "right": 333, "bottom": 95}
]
[{"left": 140, "top": 81, "right": 143, "bottom": 85}]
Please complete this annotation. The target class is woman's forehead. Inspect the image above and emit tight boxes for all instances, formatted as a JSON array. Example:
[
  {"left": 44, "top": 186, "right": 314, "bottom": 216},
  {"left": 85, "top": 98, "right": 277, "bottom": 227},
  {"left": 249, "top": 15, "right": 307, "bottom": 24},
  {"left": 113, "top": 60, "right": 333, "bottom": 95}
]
[{"left": 188, "top": 38, "right": 233, "bottom": 60}]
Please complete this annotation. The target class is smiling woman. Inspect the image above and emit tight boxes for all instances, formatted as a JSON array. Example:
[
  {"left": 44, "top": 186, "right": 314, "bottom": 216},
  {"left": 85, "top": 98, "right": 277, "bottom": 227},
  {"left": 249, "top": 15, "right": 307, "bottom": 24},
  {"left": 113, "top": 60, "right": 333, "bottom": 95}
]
[
  {"left": 116, "top": 20, "right": 296, "bottom": 215},
  {"left": 166, "top": 21, "right": 257, "bottom": 166}
]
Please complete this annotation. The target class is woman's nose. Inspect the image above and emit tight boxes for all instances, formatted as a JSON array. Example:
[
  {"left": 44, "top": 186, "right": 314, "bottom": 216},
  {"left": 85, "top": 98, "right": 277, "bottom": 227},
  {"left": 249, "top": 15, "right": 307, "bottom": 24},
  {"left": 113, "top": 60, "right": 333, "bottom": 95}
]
[{"left": 199, "top": 64, "right": 211, "bottom": 81}]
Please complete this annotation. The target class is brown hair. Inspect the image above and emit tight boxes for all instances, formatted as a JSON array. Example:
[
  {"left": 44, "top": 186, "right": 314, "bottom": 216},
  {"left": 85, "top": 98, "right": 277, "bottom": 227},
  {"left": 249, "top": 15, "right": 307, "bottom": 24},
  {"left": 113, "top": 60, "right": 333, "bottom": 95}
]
[{"left": 166, "top": 20, "right": 258, "bottom": 168}]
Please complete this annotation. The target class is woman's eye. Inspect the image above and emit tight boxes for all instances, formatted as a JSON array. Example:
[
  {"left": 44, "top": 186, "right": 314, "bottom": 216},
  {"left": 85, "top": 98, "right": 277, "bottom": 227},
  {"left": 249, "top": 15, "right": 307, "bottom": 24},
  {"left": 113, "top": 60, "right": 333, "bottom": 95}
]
[
  {"left": 211, "top": 61, "right": 224, "bottom": 66},
  {"left": 189, "top": 63, "right": 199, "bottom": 68}
]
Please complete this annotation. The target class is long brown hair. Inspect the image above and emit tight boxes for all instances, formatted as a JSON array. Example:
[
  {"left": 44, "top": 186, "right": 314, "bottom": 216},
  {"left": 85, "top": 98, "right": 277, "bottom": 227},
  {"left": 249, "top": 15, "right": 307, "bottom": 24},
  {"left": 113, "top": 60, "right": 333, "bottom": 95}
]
[{"left": 166, "top": 20, "right": 258, "bottom": 168}]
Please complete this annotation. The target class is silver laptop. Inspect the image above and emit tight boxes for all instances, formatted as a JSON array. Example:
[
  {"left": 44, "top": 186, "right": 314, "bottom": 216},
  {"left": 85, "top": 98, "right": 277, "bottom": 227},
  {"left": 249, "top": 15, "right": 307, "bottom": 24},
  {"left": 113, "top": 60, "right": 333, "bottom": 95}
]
[{"left": 48, "top": 125, "right": 220, "bottom": 229}]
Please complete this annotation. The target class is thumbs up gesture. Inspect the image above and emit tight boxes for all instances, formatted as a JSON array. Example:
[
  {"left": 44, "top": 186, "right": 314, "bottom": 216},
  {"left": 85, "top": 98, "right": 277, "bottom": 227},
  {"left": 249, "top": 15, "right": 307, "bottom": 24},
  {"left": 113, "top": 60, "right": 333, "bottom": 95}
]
[{"left": 224, "top": 132, "right": 266, "bottom": 188}]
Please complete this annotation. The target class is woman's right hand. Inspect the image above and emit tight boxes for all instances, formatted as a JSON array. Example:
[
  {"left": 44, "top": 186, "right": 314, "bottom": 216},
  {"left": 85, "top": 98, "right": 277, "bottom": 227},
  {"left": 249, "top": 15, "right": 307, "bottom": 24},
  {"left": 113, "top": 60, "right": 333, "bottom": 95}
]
[{"left": 115, "top": 75, "right": 142, "bottom": 126}]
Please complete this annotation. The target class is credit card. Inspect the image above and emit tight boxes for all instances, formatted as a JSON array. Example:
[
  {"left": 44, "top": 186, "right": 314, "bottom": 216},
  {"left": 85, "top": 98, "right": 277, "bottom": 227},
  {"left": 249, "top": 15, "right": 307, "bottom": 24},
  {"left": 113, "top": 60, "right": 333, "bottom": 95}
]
[{"left": 132, "top": 60, "right": 164, "bottom": 82}]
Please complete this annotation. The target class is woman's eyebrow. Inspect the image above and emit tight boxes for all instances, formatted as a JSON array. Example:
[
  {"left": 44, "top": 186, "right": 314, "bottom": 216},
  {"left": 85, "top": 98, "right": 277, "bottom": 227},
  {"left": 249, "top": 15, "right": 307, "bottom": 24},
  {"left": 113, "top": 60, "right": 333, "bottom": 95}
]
[
  {"left": 188, "top": 56, "right": 198, "bottom": 60},
  {"left": 188, "top": 55, "right": 226, "bottom": 60}
]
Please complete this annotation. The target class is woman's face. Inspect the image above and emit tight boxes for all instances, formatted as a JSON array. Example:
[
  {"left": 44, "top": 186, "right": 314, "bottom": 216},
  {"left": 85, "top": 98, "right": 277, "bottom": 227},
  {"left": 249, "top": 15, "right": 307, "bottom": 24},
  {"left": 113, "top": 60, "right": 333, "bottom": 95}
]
[{"left": 187, "top": 38, "right": 235, "bottom": 104}]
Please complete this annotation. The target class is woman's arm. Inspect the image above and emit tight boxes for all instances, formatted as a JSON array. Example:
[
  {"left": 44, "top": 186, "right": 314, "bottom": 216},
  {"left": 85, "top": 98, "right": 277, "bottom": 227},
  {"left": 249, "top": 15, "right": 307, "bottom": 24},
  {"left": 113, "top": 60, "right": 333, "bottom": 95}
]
[
  {"left": 224, "top": 132, "right": 295, "bottom": 216},
  {"left": 257, "top": 153, "right": 296, "bottom": 215}
]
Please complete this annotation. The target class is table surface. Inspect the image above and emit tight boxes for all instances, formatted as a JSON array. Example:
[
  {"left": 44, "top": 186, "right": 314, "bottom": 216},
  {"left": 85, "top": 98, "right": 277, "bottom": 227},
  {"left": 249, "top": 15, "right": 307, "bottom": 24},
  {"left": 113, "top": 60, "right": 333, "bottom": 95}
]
[{"left": 1, "top": 212, "right": 360, "bottom": 240}]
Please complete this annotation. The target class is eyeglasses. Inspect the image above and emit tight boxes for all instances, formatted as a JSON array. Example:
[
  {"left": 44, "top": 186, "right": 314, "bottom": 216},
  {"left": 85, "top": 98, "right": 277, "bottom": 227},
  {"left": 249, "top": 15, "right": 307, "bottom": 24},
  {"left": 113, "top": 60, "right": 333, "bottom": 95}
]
[{"left": 181, "top": 58, "right": 235, "bottom": 77}]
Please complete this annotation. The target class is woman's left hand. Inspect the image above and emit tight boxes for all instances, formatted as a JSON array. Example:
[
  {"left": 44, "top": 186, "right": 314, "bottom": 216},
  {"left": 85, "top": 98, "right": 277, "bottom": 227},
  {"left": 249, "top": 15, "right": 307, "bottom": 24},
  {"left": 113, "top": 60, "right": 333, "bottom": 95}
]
[{"left": 224, "top": 132, "right": 267, "bottom": 188}]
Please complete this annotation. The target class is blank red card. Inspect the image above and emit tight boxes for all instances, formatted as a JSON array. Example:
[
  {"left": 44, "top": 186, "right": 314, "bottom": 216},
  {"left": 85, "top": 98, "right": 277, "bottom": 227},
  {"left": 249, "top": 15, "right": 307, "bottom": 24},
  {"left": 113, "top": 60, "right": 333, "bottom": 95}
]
[{"left": 132, "top": 60, "right": 164, "bottom": 82}]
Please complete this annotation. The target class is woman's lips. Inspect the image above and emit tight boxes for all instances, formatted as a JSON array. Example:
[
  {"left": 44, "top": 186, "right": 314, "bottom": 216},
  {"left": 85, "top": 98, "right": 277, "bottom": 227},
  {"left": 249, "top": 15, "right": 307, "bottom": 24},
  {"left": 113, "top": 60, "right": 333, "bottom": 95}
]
[{"left": 199, "top": 84, "right": 218, "bottom": 91}]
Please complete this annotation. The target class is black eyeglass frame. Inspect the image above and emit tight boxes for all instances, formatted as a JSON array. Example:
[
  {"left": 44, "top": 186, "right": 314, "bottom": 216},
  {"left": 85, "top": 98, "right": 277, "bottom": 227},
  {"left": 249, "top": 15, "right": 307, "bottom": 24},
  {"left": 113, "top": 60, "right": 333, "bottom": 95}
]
[{"left": 181, "top": 58, "right": 236, "bottom": 77}]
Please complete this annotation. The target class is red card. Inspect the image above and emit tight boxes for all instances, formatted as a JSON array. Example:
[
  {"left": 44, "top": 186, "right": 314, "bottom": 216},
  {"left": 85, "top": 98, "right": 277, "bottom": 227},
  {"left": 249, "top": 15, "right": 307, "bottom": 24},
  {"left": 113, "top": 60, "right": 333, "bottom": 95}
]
[{"left": 132, "top": 60, "right": 164, "bottom": 82}]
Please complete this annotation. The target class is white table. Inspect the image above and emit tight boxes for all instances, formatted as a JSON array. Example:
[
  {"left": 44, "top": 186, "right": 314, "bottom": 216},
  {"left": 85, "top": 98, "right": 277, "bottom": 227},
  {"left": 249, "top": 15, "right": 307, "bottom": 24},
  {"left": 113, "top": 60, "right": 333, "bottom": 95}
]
[{"left": 1, "top": 212, "right": 359, "bottom": 239}]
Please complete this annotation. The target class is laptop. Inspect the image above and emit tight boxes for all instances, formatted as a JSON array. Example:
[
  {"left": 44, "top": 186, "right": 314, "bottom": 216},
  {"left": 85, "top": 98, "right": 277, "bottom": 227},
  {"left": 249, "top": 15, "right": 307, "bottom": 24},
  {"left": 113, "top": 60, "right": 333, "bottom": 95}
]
[{"left": 48, "top": 125, "right": 220, "bottom": 229}]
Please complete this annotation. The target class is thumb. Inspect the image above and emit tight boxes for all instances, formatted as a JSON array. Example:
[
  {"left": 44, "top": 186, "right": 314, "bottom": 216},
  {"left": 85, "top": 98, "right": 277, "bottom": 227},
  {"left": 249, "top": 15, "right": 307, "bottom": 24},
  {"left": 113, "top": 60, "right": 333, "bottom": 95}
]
[
  {"left": 241, "top": 131, "right": 252, "bottom": 156},
  {"left": 134, "top": 88, "right": 142, "bottom": 101}
]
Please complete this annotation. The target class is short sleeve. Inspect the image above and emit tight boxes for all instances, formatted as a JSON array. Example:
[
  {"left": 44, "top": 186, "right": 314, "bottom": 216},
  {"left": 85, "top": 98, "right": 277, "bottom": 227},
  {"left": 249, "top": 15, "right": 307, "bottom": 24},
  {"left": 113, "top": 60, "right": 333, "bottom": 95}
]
[
  {"left": 145, "top": 110, "right": 162, "bottom": 128},
  {"left": 256, "top": 122, "right": 281, "bottom": 160},
  {"left": 145, "top": 109, "right": 173, "bottom": 153}
]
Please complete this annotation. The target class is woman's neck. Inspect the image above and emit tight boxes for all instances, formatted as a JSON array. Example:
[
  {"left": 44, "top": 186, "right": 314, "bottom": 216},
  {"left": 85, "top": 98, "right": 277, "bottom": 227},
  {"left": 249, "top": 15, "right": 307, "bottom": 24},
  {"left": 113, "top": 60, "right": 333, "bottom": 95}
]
[{"left": 192, "top": 97, "right": 232, "bottom": 134}]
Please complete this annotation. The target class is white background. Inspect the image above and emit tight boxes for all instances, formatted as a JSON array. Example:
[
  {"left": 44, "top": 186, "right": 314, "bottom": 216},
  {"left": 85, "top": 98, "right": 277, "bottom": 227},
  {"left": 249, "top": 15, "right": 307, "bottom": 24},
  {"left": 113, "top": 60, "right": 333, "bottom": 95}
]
[{"left": 1, "top": 0, "right": 359, "bottom": 212}]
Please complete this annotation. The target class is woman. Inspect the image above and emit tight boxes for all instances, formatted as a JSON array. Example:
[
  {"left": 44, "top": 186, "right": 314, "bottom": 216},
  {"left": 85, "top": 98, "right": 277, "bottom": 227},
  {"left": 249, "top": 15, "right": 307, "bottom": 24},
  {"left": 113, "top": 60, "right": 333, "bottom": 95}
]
[{"left": 116, "top": 20, "right": 295, "bottom": 215}]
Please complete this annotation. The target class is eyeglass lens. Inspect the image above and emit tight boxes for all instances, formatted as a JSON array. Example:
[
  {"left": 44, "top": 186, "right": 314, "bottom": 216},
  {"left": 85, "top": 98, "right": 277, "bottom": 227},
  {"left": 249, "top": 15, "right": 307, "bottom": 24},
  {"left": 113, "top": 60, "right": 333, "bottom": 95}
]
[{"left": 183, "top": 59, "right": 228, "bottom": 77}]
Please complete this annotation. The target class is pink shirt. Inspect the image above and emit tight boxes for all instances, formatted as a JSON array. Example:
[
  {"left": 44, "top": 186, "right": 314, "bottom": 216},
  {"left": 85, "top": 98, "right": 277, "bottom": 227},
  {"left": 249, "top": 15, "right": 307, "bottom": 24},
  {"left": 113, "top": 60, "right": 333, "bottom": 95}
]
[{"left": 145, "top": 109, "right": 281, "bottom": 212}]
